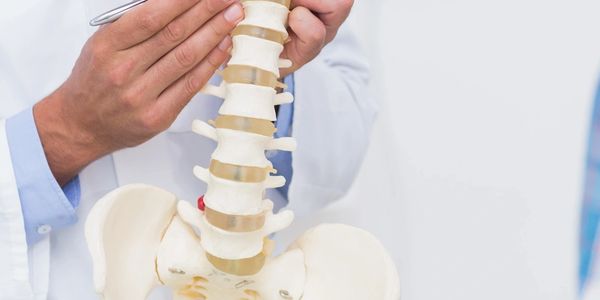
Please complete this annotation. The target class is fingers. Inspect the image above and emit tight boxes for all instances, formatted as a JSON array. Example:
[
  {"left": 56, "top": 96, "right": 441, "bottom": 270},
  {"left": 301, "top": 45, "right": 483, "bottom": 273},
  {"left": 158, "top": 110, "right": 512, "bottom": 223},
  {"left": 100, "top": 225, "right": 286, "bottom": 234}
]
[
  {"left": 280, "top": 6, "right": 326, "bottom": 77},
  {"left": 99, "top": 0, "right": 200, "bottom": 50},
  {"left": 130, "top": 0, "right": 239, "bottom": 72},
  {"left": 156, "top": 36, "right": 232, "bottom": 121},
  {"left": 141, "top": 2, "right": 243, "bottom": 96},
  {"left": 291, "top": 0, "right": 353, "bottom": 42}
]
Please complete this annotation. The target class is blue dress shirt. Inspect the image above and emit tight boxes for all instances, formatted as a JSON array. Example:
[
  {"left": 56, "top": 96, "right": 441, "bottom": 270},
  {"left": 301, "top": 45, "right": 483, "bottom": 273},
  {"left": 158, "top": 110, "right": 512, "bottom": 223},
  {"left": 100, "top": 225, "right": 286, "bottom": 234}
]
[
  {"left": 5, "top": 76, "right": 295, "bottom": 246},
  {"left": 6, "top": 108, "right": 80, "bottom": 245},
  {"left": 270, "top": 74, "right": 295, "bottom": 199},
  {"left": 580, "top": 80, "right": 600, "bottom": 293}
]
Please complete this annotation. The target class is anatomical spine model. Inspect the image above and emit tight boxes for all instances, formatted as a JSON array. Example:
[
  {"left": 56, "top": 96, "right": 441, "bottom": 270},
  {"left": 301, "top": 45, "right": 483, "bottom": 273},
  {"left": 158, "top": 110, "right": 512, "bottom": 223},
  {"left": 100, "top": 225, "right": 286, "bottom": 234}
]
[{"left": 85, "top": 0, "right": 400, "bottom": 299}]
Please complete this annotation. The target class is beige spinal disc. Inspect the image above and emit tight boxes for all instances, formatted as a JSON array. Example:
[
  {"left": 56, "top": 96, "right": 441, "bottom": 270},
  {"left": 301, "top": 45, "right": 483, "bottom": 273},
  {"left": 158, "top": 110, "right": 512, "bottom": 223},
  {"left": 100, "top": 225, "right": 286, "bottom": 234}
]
[
  {"left": 229, "top": 35, "right": 283, "bottom": 77},
  {"left": 222, "top": 65, "right": 287, "bottom": 89},
  {"left": 232, "top": 25, "right": 287, "bottom": 45},
  {"left": 205, "top": 206, "right": 266, "bottom": 233},
  {"left": 205, "top": 239, "right": 274, "bottom": 276},
  {"left": 206, "top": 250, "right": 266, "bottom": 276},
  {"left": 239, "top": 0, "right": 290, "bottom": 38},
  {"left": 209, "top": 159, "right": 273, "bottom": 183},
  {"left": 212, "top": 115, "right": 275, "bottom": 137}
]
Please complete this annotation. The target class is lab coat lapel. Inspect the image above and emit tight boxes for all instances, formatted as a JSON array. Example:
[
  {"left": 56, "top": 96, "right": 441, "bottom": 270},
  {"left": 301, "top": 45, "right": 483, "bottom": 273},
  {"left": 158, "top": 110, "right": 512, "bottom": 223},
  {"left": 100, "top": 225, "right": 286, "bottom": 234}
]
[
  {"left": 0, "top": 3, "right": 91, "bottom": 299},
  {"left": 0, "top": 120, "right": 35, "bottom": 300},
  {"left": 29, "top": 238, "right": 50, "bottom": 300}
]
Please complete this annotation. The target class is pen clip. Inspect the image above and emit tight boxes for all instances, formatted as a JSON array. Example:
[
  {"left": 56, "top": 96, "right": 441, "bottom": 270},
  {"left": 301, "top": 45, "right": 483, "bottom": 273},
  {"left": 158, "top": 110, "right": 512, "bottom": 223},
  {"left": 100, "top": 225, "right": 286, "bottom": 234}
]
[{"left": 89, "top": 0, "right": 147, "bottom": 26}]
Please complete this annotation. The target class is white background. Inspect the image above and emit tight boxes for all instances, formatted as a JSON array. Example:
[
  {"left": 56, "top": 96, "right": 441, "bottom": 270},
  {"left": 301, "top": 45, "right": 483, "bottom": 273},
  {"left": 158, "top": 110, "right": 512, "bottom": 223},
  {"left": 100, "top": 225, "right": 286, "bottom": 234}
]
[{"left": 280, "top": 1, "right": 600, "bottom": 299}]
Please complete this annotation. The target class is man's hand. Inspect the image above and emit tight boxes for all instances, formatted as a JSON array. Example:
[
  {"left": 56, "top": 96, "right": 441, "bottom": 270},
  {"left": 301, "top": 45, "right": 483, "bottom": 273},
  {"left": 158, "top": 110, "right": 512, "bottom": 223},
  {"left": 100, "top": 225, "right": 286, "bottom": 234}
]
[
  {"left": 280, "top": 0, "right": 354, "bottom": 77},
  {"left": 34, "top": 0, "right": 244, "bottom": 186}
]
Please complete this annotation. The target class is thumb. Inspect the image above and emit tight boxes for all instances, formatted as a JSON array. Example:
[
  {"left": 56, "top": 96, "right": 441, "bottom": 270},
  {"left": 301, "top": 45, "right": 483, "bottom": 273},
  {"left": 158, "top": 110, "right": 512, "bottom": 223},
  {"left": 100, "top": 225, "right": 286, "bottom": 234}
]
[{"left": 280, "top": 6, "right": 326, "bottom": 76}]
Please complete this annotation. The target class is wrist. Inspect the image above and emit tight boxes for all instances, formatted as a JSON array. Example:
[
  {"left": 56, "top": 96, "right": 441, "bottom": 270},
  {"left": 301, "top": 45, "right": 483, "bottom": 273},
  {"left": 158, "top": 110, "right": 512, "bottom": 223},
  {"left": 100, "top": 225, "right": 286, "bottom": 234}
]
[{"left": 33, "top": 90, "right": 108, "bottom": 186}]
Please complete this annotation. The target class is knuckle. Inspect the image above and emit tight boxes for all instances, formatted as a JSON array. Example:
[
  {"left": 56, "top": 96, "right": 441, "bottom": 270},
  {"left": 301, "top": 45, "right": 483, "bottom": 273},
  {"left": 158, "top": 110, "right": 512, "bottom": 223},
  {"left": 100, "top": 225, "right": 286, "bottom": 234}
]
[
  {"left": 107, "top": 67, "right": 129, "bottom": 87},
  {"left": 308, "top": 25, "right": 327, "bottom": 45},
  {"left": 119, "top": 56, "right": 137, "bottom": 75},
  {"left": 206, "top": 52, "right": 223, "bottom": 70},
  {"left": 138, "top": 112, "right": 158, "bottom": 132},
  {"left": 86, "top": 40, "right": 108, "bottom": 63},
  {"left": 162, "top": 22, "right": 185, "bottom": 43},
  {"left": 106, "top": 56, "right": 136, "bottom": 87},
  {"left": 174, "top": 44, "right": 197, "bottom": 68},
  {"left": 184, "top": 74, "right": 202, "bottom": 97},
  {"left": 205, "top": 0, "right": 220, "bottom": 16},
  {"left": 138, "top": 13, "right": 162, "bottom": 34},
  {"left": 141, "top": 109, "right": 169, "bottom": 132},
  {"left": 119, "top": 90, "right": 140, "bottom": 109},
  {"left": 84, "top": 37, "right": 99, "bottom": 54},
  {"left": 208, "top": 21, "right": 225, "bottom": 38}
]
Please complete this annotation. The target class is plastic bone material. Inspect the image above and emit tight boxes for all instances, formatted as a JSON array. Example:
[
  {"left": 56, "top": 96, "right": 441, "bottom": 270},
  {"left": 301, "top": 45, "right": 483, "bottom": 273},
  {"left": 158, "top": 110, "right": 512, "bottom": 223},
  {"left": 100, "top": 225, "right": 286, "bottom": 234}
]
[
  {"left": 86, "top": 185, "right": 400, "bottom": 300},
  {"left": 85, "top": 0, "right": 401, "bottom": 299}
]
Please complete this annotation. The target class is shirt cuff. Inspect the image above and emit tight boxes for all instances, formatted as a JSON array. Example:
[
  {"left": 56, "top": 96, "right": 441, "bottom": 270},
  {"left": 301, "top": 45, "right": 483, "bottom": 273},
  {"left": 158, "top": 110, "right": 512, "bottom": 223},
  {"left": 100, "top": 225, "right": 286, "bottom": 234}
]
[
  {"left": 270, "top": 74, "right": 295, "bottom": 202},
  {"left": 6, "top": 108, "right": 80, "bottom": 245}
]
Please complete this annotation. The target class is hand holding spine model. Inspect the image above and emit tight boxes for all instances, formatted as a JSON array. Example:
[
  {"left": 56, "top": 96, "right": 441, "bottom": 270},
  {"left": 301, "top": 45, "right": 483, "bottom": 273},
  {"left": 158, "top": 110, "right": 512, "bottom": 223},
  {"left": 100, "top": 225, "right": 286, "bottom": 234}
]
[{"left": 85, "top": 1, "right": 400, "bottom": 299}]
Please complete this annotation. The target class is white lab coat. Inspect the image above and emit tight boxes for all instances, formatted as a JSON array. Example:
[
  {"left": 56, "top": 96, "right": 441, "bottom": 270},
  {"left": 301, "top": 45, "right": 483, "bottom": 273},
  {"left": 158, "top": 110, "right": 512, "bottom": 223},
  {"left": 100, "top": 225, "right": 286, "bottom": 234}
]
[{"left": 0, "top": 1, "right": 376, "bottom": 299}]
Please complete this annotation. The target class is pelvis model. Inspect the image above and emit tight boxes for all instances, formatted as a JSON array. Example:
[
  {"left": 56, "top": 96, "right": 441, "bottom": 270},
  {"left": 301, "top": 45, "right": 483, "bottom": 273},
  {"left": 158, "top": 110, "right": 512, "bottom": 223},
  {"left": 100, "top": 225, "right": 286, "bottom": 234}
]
[{"left": 85, "top": 0, "right": 400, "bottom": 299}]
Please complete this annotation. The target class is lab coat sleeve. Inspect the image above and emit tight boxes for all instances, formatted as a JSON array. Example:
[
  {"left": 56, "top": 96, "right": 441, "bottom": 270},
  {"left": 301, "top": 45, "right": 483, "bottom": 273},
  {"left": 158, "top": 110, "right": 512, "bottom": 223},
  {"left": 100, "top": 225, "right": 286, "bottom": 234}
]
[
  {"left": 288, "top": 24, "right": 377, "bottom": 215},
  {"left": 0, "top": 119, "right": 34, "bottom": 299}
]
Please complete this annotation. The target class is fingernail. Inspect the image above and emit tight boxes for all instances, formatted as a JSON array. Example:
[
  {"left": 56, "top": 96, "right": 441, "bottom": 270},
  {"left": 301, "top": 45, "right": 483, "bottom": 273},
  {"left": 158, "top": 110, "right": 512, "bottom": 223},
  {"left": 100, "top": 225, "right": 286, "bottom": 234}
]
[{"left": 224, "top": 4, "right": 243, "bottom": 23}]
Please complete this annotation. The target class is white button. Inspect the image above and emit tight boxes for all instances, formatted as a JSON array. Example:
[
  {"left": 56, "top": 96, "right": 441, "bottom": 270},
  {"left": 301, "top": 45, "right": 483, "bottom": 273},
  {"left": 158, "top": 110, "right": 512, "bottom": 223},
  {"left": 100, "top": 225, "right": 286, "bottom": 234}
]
[
  {"left": 37, "top": 224, "right": 52, "bottom": 235},
  {"left": 266, "top": 150, "right": 278, "bottom": 158}
]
